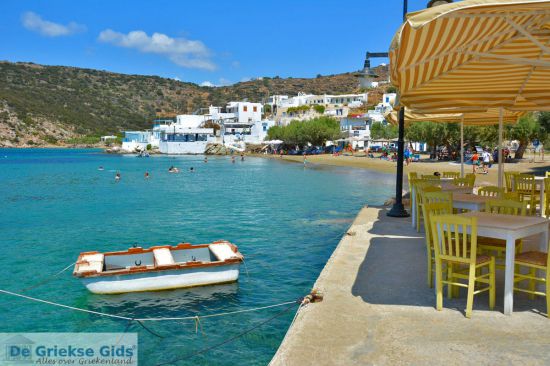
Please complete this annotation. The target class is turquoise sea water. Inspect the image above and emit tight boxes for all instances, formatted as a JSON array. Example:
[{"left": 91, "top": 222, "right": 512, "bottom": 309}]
[{"left": 0, "top": 148, "right": 394, "bottom": 365}]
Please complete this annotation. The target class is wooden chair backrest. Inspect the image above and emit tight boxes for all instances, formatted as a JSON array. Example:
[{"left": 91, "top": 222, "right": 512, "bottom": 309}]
[
  {"left": 422, "top": 201, "right": 454, "bottom": 251},
  {"left": 514, "top": 174, "right": 536, "bottom": 194},
  {"left": 502, "top": 191, "right": 521, "bottom": 201},
  {"left": 431, "top": 214, "right": 478, "bottom": 265},
  {"left": 423, "top": 191, "right": 453, "bottom": 205},
  {"left": 485, "top": 199, "right": 527, "bottom": 216},
  {"left": 478, "top": 186, "right": 504, "bottom": 198},
  {"left": 504, "top": 171, "right": 520, "bottom": 192},
  {"left": 442, "top": 172, "right": 460, "bottom": 178}
]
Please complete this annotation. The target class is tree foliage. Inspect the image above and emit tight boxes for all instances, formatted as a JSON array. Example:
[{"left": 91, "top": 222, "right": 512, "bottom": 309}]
[
  {"left": 371, "top": 122, "right": 398, "bottom": 140},
  {"left": 267, "top": 116, "right": 341, "bottom": 146}
]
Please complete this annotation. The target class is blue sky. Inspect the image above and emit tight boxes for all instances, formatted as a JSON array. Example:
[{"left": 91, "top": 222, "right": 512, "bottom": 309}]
[{"left": 1, "top": 0, "right": 434, "bottom": 86}]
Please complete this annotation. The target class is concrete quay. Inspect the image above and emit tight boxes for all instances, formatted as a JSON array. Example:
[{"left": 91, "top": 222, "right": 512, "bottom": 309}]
[{"left": 270, "top": 206, "right": 550, "bottom": 366}]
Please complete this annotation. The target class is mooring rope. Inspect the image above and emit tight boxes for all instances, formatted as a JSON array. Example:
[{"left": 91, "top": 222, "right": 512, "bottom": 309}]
[
  {"left": 0, "top": 288, "right": 300, "bottom": 322},
  {"left": 20, "top": 261, "right": 76, "bottom": 293},
  {"left": 154, "top": 302, "right": 298, "bottom": 366}
]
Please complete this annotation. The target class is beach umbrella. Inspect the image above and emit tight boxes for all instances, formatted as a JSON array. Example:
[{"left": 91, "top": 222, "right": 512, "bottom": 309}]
[
  {"left": 390, "top": 0, "right": 550, "bottom": 186},
  {"left": 386, "top": 108, "right": 523, "bottom": 176}
]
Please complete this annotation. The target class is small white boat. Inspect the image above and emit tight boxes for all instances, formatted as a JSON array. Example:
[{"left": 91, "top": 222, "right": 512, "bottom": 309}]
[{"left": 73, "top": 241, "right": 244, "bottom": 294}]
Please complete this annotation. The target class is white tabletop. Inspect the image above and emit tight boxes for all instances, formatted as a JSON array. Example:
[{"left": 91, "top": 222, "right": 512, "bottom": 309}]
[{"left": 458, "top": 211, "right": 548, "bottom": 231}]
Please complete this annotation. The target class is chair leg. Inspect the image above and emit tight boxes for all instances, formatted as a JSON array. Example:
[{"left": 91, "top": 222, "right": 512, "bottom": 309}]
[
  {"left": 447, "top": 263, "right": 454, "bottom": 299},
  {"left": 465, "top": 265, "right": 476, "bottom": 318},
  {"left": 427, "top": 249, "right": 433, "bottom": 288},
  {"left": 436, "top": 260, "right": 443, "bottom": 311},
  {"left": 416, "top": 203, "right": 421, "bottom": 232},
  {"left": 489, "top": 258, "right": 495, "bottom": 310},
  {"left": 546, "top": 269, "right": 550, "bottom": 318},
  {"left": 528, "top": 267, "right": 537, "bottom": 300}
]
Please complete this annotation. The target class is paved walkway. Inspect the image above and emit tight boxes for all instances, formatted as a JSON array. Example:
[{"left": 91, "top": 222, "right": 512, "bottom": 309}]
[{"left": 270, "top": 206, "right": 550, "bottom": 366}]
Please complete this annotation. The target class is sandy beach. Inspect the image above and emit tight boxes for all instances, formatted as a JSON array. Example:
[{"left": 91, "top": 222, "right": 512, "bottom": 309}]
[{"left": 262, "top": 153, "right": 550, "bottom": 186}]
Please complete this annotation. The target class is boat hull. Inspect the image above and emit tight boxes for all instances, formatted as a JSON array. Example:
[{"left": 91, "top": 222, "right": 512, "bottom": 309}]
[{"left": 81, "top": 263, "right": 240, "bottom": 294}]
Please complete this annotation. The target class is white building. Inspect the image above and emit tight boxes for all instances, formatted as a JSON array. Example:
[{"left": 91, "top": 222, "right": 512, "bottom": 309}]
[
  {"left": 225, "top": 102, "right": 262, "bottom": 123},
  {"left": 121, "top": 131, "right": 152, "bottom": 152},
  {"left": 340, "top": 116, "right": 371, "bottom": 149}
]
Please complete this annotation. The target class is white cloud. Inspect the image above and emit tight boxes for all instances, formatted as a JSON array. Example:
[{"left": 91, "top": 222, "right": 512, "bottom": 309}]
[
  {"left": 98, "top": 29, "right": 216, "bottom": 71},
  {"left": 22, "top": 12, "right": 85, "bottom": 37},
  {"left": 200, "top": 78, "right": 232, "bottom": 87},
  {"left": 231, "top": 61, "right": 240, "bottom": 69}
]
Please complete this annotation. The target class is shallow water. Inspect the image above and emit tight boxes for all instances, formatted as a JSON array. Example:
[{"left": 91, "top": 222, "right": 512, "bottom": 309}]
[{"left": 0, "top": 148, "right": 394, "bottom": 365}]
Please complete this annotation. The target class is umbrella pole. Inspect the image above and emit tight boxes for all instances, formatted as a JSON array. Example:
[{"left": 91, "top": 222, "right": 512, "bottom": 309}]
[
  {"left": 498, "top": 107, "right": 504, "bottom": 188},
  {"left": 460, "top": 116, "right": 464, "bottom": 178},
  {"left": 388, "top": 106, "right": 409, "bottom": 217}
]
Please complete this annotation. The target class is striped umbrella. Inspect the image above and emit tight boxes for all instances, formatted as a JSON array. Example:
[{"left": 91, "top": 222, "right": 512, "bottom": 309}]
[{"left": 389, "top": 0, "right": 550, "bottom": 186}]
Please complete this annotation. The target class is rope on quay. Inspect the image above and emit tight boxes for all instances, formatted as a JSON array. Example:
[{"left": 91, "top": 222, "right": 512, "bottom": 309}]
[{"left": 0, "top": 288, "right": 303, "bottom": 322}]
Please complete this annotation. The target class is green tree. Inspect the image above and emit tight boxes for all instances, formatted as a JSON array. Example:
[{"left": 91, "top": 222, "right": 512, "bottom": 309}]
[
  {"left": 371, "top": 122, "right": 398, "bottom": 140},
  {"left": 267, "top": 116, "right": 341, "bottom": 147},
  {"left": 312, "top": 104, "right": 325, "bottom": 114},
  {"left": 509, "top": 113, "right": 541, "bottom": 159}
]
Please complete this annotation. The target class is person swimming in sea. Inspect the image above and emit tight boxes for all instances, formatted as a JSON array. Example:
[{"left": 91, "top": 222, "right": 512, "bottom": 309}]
[
  {"left": 231, "top": 156, "right": 235, "bottom": 163},
  {"left": 168, "top": 165, "right": 180, "bottom": 173},
  {"left": 98, "top": 166, "right": 104, "bottom": 171},
  {"left": 115, "top": 172, "right": 121, "bottom": 181},
  {"left": 240, "top": 153, "right": 245, "bottom": 161},
  {"left": 189, "top": 167, "right": 194, "bottom": 172},
  {"left": 204, "top": 157, "right": 208, "bottom": 163},
  {"left": 144, "top": 172, "right": 150, "bottom": 179}
]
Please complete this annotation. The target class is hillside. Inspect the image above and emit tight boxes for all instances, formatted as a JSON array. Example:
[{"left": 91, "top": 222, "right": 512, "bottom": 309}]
[{"left": 0, "top": 61, "right": 390, "bottom": 147}]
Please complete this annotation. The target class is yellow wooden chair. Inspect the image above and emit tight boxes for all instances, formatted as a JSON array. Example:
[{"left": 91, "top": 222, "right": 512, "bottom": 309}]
[
  {"left": 545, "top": 171, "right": 550, "bottom": 178},
  {"left": 514, "top": 249, "right": 550, "bottom": 317},
  {"left": 416, "top": 185, "right": 442, "bottom": 232},
  {"left": 465, "top": 173, "right": 476, "bottom": 187},
  {"left": 478, "top": 200, "right": 526, "bottom": 270},
  {"left": 502, "top": 191, "right": 521, "bottom": 201},
  {"left": 504, "top": 171, "right": 520, "bottom": 193},
  {"left": 422, "top": 201, "right": 453, "bottom": 288},
  {"left": 514, "top": 174, "right": 539, "bottom": 215},
  {"left": 544, "top": 177, "right": 550, "bottom": 218},
  {"left": 430, "top": 214, "right": 495, "bottom": 318},
  {"left": 407, "top": 172, "right": 418, "bottom": 208},
  {"left": 477, "top": 186, "right": 504, "bottom": 198},
  {"left": 442, "top": 172, "right": 460, "bottom": 179}
]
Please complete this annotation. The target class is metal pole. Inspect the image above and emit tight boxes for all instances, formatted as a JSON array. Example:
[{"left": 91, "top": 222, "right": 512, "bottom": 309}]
[
  {"left": 498, "top": 107, "right": 504, "bottom": 188},
  {"left": 460, "top": 115, "right": 464, "bottom": 178},
  {"left": 388, "top": 0, "right": 410, "bottom": 217}
]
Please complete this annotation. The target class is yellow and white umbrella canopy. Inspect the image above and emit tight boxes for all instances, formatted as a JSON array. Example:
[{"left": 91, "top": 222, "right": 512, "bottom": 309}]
[
  {"left": 385, "top": 108, "right": 523, "bottom": 125},
  {"left": 390, "top": 0, "right": 550, "bottom": 113}
]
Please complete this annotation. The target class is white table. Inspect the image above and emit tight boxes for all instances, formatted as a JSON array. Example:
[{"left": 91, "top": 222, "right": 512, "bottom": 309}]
[
  {"left": 457, "top": 211, "right": 549, "bottom": 315},
  {"left": 452, "top": 193, "right": 495, "bottom": 212}
]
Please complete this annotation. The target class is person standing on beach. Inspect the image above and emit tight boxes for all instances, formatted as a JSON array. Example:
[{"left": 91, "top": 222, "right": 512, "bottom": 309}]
[
  {"left": 471, "top": 151, "right": 479, "bottom": 173},
  {"left": 482, "top": 149, "right": 491, "bottom": 174}
]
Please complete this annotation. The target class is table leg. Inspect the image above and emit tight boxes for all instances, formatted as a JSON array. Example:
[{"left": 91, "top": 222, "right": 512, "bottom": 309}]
[
  {"left": 503, "top": 236, "right": 516, "bottom": 315},
  {"left": 411, "top": 187, "right": 416, "bottom": 228}
]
